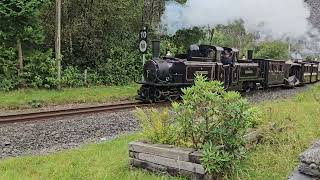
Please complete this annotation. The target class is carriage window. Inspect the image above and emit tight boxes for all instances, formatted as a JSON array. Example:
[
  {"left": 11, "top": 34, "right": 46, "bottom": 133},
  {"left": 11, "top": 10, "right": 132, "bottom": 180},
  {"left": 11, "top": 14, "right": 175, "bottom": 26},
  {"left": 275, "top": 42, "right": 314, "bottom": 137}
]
[
  {"left": 271, "top": 64, "right": 276, "bottom": 72},
  {"left": 274, "top": 64, "right": 279, "bottom": 72},
  {"left": 279, "top": 65, "right": 283, "bottom": 72},
  {"left": 306, "top": 66, "right": 310, "bottom": 72},
  {"left": 208, "top": 50, "right": 216, "bottom": 59}
]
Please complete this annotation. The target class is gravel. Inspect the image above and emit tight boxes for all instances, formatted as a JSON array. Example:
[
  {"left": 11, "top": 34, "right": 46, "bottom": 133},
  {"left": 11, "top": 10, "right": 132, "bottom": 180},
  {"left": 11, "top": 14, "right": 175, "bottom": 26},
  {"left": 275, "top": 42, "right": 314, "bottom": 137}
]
[
  {"left": 0, "top": 111, "right": 139, "bottom": 159},
  {"left": 0, "top": 84, "right": 317, "bottom": 160},
  {"left": 244, "top": 85, "right": 313, "bottom": 104}
]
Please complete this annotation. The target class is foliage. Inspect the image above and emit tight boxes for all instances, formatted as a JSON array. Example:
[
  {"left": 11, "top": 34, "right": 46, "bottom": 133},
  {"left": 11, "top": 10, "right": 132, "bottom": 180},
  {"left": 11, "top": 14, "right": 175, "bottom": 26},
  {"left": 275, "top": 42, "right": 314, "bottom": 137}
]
[
  {"left": 0, "top": 0, "right": 297, "bottom": 90},
  {"left": 255, "top": 41, "right": 289, "bottom": 59},
  {"left": 61, "top": 66, "right": 84, "bottom": 88},
  {"left": 0, "top": 0, "right": 48, "bottom": 44},
  {"left": 172, "top": 75, "right": 258, "bottom": 177},
  {"left": 41, "top": 0, "right": 143, "bottom": 70},
  {"left": 173, "top": 27, "right": 206, "bottom": 51},
  {"left": 135, "top": 108, "right": 177, "bottom": 145},
  {"left": 23, "top": 49, "right": 57, "bottom": 88},
  {"left": 305, "top": 55, "right": 320, "bottom": 61},
  {"left": 238, "top": 84, "right": 320, "bottom": 179},
  {"left": 136, "top": 75, "right": 259, "bottom": 177},
  {"left": 0, "top": 45, "right": 17, "bottom": 91},
  {"left": 28, "top": 99, "right": 43, "bottom": 108},
  {"left": 96, "top": 48, "right": 142, "bottom": 85},
  {"left": 207, "top": 20, "right": 256, "bottom": 56}
]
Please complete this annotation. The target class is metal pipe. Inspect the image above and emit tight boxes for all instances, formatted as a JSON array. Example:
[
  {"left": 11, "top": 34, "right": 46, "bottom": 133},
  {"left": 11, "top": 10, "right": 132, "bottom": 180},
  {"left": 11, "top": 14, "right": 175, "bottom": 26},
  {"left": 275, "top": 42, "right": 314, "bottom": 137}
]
[{"left": 152, "top": 40, "right": 160, "bottom": 59}]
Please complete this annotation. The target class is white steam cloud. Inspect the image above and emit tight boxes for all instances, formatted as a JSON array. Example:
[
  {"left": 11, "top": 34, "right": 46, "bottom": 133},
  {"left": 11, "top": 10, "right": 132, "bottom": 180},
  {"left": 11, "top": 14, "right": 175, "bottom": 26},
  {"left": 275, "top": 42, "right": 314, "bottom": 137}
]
[{"left": 161, "top": 0, "right": 312, "bottom": 38}]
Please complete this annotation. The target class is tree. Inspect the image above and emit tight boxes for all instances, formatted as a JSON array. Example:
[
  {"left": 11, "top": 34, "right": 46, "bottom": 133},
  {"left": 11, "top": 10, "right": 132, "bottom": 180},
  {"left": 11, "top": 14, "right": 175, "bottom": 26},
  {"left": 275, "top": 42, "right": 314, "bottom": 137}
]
[
  {"left": 0, "top": 0, "right": 49, "bottom": 80},
  {"left": 173, "top": 27, "right": 206, "bottom": 51},
  {"left": 41, "top": 0, "right": 144, "bottom": 69},
  {"left": 209, "top": 20, "right": 255, "bottom": 55},
  {"left": 255, "top": 41, "right": 289, "bottom": 59}
]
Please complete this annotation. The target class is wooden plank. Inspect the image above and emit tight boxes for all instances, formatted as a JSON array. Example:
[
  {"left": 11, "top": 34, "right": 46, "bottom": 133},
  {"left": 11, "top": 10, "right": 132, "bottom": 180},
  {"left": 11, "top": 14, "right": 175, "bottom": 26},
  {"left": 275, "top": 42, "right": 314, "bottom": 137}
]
[
  {"left": 130, "top": 158, "right": 204, "bottom": 180},
  {"left": 129, "top": 141, "right": 195, "bottom": 162},
  {"left": 136, "top": 152, "right": 205, "bottom": 174},
  {"left": 130, "top": 157, "right": 167, "bottom": 172},
  {"left": 189, "top": 151, "right": 202, "bottom": 164}
]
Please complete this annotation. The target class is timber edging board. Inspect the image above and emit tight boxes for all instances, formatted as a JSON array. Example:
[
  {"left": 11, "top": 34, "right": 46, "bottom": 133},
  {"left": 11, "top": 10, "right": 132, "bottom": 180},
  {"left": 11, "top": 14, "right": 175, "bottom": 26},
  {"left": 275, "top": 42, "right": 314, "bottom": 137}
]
[{"left": 129, "top": 141, "right": 205, "bottom": 179}]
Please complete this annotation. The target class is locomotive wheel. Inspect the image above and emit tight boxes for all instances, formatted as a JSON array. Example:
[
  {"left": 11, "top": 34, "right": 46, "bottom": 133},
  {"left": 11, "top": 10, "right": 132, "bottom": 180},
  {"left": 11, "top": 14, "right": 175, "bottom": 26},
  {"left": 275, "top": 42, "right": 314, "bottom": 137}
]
[{"left": 243, "top": 82, "right": 256, "bottom": 93}]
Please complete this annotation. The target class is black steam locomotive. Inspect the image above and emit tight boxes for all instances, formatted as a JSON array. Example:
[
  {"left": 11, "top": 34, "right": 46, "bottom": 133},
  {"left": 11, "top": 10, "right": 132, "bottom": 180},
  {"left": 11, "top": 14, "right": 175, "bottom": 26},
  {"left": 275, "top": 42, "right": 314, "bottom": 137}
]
[{"left": 137, "top": 41, "right": 320, "bottom": 102}]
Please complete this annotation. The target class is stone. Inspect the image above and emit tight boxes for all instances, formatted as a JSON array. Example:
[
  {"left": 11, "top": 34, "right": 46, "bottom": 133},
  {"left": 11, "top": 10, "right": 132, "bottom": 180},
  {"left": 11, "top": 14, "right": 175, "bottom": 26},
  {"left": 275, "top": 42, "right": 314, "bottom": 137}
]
[
  {"left": 3, "top": 141, "right": 11, "bottom": 146},
  {"left": 299, "top": 163, "right": 320, "bottom": 177},
  {"left": 299, "top": 141, "right": 320, "bottom": 166},
  {"left": 297, "top": 141, "right": 320, "bottom": 178},
  {"left": 288, "top": 166, "right": 316, "bottom": 180}
]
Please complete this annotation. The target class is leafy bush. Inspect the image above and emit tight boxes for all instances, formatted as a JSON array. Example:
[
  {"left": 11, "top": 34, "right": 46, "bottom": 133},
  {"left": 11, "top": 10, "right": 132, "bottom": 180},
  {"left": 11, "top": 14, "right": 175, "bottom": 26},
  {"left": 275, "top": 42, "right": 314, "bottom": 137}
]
[
  {"left": 173, "top": 75, "right": 258, "bottom": 177},
  {"left": 0, "top": 45, "right": 18, "bottom": 91},
  {"left": 136, "top": 75, "right": 260, "bottom": 178},
  {"left": 61, "top": 66, "right": 84, "bottom": 88},
  {"left": 135, "top": 108, "right": 177, "bottom": 145},
  {"left": 23, "top": 49, "right": 57, "bottom": 89},
  {"left": 97, "top": 48, "right": 142, "bottom": 85}
]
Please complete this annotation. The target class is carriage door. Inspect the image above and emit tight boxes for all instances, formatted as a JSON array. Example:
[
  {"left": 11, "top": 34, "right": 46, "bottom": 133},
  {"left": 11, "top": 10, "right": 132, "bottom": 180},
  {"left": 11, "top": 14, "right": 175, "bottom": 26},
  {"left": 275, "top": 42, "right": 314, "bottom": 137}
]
[{"left": 268, "top": 62, "right": 285, "bottom": 85}]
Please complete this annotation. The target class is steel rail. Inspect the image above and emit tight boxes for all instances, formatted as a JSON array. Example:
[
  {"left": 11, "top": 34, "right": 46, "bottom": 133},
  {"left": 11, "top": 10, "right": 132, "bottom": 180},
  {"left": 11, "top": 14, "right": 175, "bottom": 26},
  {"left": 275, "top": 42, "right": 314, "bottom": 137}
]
[{"left": 0, "top": 102, "right": 159, "bottom": 124}]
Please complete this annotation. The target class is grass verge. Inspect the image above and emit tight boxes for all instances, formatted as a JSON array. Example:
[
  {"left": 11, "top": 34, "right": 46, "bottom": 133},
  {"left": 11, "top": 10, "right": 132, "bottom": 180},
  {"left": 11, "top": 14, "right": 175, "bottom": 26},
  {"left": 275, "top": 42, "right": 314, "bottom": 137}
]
[
  {"left": 239, "top": 84, "right": 320, "bottom": 179},
  {"left": 0, "top": 85, "right": 319, "bottom": 179},
  {"left": 0, "top": 134, "right": 182, "bottom": 180},
  {"left": 0, "top": 84, "right": 139, "bottom": 109}
]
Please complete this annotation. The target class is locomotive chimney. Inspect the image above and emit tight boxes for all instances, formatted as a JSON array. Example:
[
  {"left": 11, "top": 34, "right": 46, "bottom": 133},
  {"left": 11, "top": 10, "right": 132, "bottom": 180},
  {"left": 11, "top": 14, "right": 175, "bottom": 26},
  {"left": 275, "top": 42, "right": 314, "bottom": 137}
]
[
  {"left": 152, "top": 40, "right": 160, "bottom": 59},
  {"left": 247, "top": 50, "right": 254, "bottom": 60}
]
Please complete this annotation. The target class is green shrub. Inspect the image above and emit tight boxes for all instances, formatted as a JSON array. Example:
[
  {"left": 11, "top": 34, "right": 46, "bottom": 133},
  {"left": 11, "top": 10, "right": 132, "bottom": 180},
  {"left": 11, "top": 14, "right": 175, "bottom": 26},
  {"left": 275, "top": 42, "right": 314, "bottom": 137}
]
[
  {"left": 135, "top": 108, "right": 177, "bottom": 145},
  {"left": 61, "top": 66, "right": 84, "bottom": 88},
  {"left": 136, "top": 75, "right": 260, "bottom": 178},
  {"left": 172, "top": 75, "right": 259, "bottom": 177},
  {"left": 23, "top": 49, "right": 57, "bottom": 89},
  {"left": 86, "top": 70, "right": 102, "bottom": 86},
  {"left": 97, "top": 48, "right": 142, "bottom": 85},
  {"left": 0, "top": 45, "right": 18, "bottom": 91}
]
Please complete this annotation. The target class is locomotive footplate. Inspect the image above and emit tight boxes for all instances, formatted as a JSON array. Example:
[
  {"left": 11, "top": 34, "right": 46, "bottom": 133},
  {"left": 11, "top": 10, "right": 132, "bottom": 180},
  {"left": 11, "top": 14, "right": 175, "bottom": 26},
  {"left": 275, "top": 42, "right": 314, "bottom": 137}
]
[{"left": 137, "top": 81, "right": 192, "bottom": 87}]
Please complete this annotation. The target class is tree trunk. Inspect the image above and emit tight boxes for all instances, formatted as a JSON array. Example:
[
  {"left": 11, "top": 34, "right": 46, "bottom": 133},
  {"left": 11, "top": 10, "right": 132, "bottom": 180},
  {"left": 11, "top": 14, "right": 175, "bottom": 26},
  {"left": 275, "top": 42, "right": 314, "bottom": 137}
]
[{"left": 17, "top": 38, "right": 23, "bottom": 75}]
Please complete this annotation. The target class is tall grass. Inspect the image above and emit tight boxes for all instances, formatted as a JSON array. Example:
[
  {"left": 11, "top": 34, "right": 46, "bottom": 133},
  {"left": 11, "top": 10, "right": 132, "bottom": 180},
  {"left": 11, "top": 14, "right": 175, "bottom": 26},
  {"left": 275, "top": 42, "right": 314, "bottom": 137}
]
[{"left": 239, "top": 85, "right": 320, "bottom": 179}]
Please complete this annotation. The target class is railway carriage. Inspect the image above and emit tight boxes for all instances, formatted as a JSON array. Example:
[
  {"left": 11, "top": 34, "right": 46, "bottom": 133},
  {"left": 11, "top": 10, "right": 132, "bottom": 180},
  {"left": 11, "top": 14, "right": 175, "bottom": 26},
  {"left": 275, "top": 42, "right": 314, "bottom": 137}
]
[
  {"left": 253, "top": 59, "right": 286, "bottom": 88},
  {"left": 137, "top": 42, "right": 320, "bottom": 102},
  {"left": 297, "top": 62, "right": 319, "bottom": 84},
  {"left": 311, "top": 63, "right": 318, "bottom": 83}
]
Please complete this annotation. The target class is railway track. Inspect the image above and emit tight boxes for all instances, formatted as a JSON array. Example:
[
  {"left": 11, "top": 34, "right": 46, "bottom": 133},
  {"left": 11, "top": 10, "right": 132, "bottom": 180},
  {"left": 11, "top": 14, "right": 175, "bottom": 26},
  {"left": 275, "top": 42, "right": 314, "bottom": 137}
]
[{"left": 0, "top": 102, "right": 163, "bottom": 124}]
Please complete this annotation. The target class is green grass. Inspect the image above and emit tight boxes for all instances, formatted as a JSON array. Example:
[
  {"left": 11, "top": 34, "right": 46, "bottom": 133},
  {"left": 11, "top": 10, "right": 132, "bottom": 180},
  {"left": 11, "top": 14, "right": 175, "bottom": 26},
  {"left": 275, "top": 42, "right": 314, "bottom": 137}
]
[
  {"left": 0, "top": 85, "right": 319, "bottom": 180},
  {"left": 0, "top": 134, "right": 182, "bottom": 180},
  {"left": 0, "top": 84, "right": 139, "bottom": 109},
  {"left": 239, "top": 85, "right": 320, "bottom": 179}
]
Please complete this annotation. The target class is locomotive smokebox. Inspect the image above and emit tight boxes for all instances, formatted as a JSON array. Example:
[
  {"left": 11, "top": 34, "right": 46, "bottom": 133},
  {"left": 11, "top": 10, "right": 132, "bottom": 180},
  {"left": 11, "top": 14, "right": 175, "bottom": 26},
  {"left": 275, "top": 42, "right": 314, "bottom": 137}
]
[
  {"left": 152, "top": 40, "right": 161, "bottom": 59},
  {"left": 247, "top": 50, "right": 254, "bottom": 60}
]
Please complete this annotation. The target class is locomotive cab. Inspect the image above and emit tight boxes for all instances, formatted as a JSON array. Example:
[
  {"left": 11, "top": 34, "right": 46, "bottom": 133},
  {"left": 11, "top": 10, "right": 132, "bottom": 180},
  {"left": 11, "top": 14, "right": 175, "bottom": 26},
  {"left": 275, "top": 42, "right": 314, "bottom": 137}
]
[
  {"left": 187, "top": 44, "right": 224, "bottom": 62},
  {"left": 221, "top": 47, "right": 239, "bottom": 65}
]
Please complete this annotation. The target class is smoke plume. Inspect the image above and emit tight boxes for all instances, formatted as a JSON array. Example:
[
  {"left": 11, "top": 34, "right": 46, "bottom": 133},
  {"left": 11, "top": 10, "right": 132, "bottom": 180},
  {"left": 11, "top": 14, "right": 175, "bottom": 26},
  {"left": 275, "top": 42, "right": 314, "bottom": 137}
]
[{"left": 161, "top": 0, "right": 312, "bottom": 38}]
